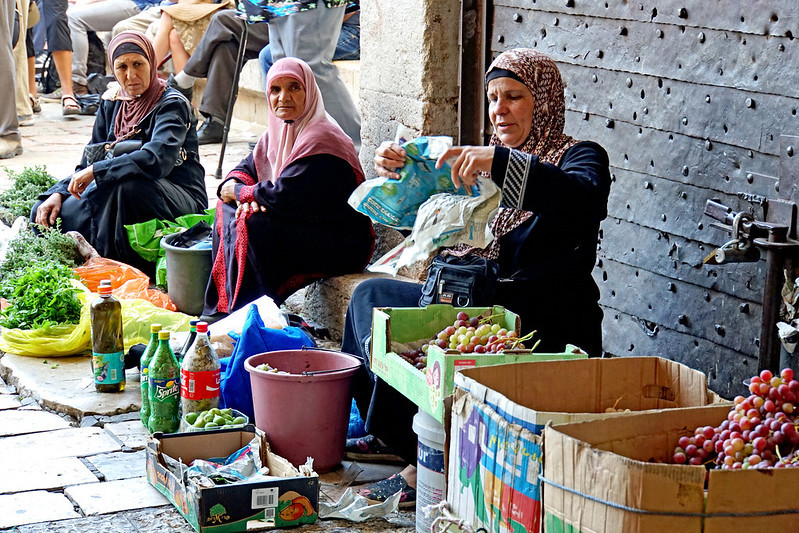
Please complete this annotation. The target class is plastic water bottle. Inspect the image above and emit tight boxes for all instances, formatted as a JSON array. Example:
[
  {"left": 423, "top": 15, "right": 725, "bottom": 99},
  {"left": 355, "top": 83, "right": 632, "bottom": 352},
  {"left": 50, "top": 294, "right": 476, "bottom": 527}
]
[
  {"left": 90, "top": 280, "right": 125, "bottom": 393},
  {"left": 147, "top": 330, "right": 180, "bottom": 433},
  {"left": 139, "top": 323, "right": 162, "bottom": 428},
  {"left": 180, "top": 321, "right": 221, "bottom": 416}
]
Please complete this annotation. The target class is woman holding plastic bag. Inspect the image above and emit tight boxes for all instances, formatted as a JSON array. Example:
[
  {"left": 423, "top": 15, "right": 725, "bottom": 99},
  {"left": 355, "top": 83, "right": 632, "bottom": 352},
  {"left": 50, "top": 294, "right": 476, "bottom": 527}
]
[
  {"left": 202, "top": 57, "right": 374, "bottom": 318},
  {"left": 341, "top": 49, "right": 612, "bottom": 506}
]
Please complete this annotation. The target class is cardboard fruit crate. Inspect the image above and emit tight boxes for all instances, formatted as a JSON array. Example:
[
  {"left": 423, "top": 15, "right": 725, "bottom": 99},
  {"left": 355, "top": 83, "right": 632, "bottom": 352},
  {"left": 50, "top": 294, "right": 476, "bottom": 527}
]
[
  {"left": 146, "top": 425, "right": 319, "bottom": 532},
  {"left": 447, "top": 356, "right": 729, "bottom": 533},
  {"left": 542, "top": 404, "right": 799, "bottom": 532},
  {"left": 369, "top": 304, "right": 587, "bottom": 423}
]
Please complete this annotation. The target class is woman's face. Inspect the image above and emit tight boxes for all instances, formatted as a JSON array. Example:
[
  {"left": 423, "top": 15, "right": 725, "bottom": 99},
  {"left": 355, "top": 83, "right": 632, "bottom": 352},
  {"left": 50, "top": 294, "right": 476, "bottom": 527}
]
[
  {"left": 487, "top": 77, "right": 535, "bottom": 148},
  {"left": 268, "top": 76, "right": 306, "bottom": 122},
  {"left": 113, "top": 52, "right": 151, "bottom": 97}
]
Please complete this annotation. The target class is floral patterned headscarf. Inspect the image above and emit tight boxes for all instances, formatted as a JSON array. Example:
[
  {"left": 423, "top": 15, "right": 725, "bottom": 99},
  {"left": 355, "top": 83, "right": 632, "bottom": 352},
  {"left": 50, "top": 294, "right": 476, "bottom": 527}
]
[
  {"left": 486, "top": 48, "right": 578, "bottom": 165},
  {"left": 449, "top": 49, "right": 580, "bottom": 261}
]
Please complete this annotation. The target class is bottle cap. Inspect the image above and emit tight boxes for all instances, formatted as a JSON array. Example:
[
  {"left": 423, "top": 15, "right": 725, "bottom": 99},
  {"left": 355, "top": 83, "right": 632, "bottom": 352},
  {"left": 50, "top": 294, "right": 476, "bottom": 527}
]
[
  {"left": 98, "top": 280, "right": 112, "bottom": 295},
  {"left": 196, "top": 321, "right": 208, "bottom": 333},
  {"left": 158, "top": 331, "right": 171, "bottom": 341},
  {"left": 150, "top": 323, "right": 163, "bottom": 333}
]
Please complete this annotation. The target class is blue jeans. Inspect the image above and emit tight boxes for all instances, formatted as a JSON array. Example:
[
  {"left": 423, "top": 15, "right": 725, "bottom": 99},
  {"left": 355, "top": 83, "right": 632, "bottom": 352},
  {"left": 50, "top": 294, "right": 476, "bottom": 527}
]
[{"left": 258, "top": 20, "right": 360, "bottom": 90}]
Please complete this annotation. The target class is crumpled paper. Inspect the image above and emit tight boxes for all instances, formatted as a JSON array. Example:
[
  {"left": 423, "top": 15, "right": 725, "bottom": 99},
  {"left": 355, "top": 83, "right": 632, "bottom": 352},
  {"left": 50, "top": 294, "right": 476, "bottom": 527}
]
[{"left": 319, "top": 487, "right": 401, "bottom": 522}]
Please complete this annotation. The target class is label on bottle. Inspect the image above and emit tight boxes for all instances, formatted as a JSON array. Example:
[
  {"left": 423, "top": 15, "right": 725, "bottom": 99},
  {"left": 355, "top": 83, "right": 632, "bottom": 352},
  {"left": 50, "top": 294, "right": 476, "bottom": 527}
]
[
  {"left": 180, "top": 368, "right": 221, "bottom": 400},
  {"left": 150, "top": 377, "right": 180, "bottom": 403},
  {"left": 140, "top": 365, "right": 149, "bottom": 384},
  {"left": 93, "top": 351, "right": 125, "bottom": 384}
]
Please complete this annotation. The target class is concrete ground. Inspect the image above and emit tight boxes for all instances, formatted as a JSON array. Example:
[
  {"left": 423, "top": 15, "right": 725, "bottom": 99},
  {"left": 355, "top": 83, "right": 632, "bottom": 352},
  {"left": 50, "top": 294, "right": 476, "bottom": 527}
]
[{"left": 0, "top": 101, "right": 415, "bottom": 532}]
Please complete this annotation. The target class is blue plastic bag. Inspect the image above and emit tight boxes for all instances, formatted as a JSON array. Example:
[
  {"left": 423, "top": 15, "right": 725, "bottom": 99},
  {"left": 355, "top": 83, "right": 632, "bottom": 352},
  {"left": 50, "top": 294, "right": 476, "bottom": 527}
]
[
  {"left": 219, "top": 304, "right": 315, "bottom": 420},
  {"left": 347, "top": 136, "right": 483, "bottom": 229}
]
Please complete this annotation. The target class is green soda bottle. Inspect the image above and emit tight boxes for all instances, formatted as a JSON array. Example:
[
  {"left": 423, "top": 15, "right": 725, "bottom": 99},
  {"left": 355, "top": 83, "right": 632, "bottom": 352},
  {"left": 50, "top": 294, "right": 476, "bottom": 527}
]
[
  {"left": 147, "top": 330, "right": 180, "bottom": 433},
  {"left": 90, "top": 280, "right": 125, "bottom": 392},
  {"left": 139, "top": 323, "right": 162, "bottom": 428}
]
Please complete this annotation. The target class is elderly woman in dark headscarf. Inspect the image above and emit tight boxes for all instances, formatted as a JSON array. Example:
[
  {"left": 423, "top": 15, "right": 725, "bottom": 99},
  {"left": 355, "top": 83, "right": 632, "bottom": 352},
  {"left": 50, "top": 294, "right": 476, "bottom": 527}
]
[
  {"left": 32, "top": 31, "right": 207, "bottom": 276},
  {"left": 341, "top": 49, "right": 612, "bottom": 506}
]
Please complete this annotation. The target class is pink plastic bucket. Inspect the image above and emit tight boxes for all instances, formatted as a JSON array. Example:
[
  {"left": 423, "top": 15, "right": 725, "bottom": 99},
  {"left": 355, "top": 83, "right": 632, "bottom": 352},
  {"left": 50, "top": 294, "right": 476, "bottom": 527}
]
[{"left": 244, "top": 349, "right": 361, "bottom": 473}]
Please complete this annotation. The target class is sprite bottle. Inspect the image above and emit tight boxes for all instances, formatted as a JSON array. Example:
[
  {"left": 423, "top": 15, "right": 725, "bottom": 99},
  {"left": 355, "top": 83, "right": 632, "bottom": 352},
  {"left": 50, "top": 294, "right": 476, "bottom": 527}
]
[
  {"left": 139, "top": 323, "right": 162, "bottom": 428},
  {"left": 90, "top": 280, "right": 125, "bottom": 392},
  {"left": 147, "top": 330, "right": 180, "bottom": 433}
]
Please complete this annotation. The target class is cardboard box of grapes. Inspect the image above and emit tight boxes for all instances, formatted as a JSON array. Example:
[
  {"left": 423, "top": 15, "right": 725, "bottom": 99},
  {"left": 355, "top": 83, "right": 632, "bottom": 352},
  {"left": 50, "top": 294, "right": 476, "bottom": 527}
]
[
  {"left": 369, "top": 304, "right": 587, "bottom": 423},
  {"left": 447, "top": 356, "right": 729, "bottom": 533},
  {"left": 541, "top": 402, "right": 799, "bottom": 532}
]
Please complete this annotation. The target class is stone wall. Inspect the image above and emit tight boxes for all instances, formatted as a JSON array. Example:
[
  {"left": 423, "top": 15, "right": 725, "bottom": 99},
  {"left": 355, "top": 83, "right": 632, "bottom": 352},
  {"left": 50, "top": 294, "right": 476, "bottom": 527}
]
[{"left": 358, "top": 0, "right": 462, "bottom": 176}]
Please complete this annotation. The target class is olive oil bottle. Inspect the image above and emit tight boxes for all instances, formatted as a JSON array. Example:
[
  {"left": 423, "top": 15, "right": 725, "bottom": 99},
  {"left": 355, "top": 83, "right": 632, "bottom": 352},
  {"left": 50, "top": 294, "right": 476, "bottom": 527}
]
[{"left": 90, "top": 280, "right": 125, "bottom": 392}]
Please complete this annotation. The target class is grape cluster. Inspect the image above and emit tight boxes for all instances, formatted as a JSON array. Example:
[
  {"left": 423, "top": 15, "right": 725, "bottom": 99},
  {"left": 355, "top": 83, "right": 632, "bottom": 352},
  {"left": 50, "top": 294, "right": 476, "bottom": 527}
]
[
  {"left": 672, "top": 367, "right": 799, "bottom": 470},
  {"left": 399, "top": 311, "right": 535, "bottom": 371}
]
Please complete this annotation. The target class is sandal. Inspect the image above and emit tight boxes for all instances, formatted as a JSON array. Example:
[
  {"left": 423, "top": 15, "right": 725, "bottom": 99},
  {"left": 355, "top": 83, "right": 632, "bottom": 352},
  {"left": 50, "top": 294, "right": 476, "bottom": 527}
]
[
  {"left": 29, "top": 94, "right": 41, "bottom": 113},
  {"left": 358, "top": 473, "right": 416, "bottom": 508},
  {"left": 62, "top": 94, "right": 80, "bottom": 116}
]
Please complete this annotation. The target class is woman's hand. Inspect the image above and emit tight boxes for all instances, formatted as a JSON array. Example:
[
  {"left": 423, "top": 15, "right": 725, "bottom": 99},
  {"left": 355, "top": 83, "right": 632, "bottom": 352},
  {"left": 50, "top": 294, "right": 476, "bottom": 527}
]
[
  {"left": 220, "top": 180, "right": 266, "bottom": 220},
  {"left": 436, "top": 145, "right": 496, "bottom": 190},
  {"left": 220, "top": 180, "right": 238, "bottom": 204},
  {"left": 373, "top": 141, "right": 406, "bottom": 179},
  {"left": 67, "top": 166, "right": 95, "bottom": 199},
  {"left": 34, "top": 194, "right": 63, "bottom": 228},
  {"left": 235, "top": 201, "right": 266, "bottom": 220}
]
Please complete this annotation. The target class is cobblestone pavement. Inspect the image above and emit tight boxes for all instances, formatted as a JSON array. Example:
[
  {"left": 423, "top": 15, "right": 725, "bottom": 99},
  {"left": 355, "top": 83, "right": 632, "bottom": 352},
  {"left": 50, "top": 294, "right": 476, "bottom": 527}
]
[{"left": 0, "top": 102, "right": 416, "bottom": 532}]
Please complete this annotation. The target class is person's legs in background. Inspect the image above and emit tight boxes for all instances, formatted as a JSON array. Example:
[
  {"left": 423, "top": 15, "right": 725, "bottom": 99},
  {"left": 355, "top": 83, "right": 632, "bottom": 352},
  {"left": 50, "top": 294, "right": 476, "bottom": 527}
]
[
  {"left": 111, "top": 4, "right": 161, "bottom": 38},
  {"left": 267, "top": 5, "right": 361, "bottom": 149},
  {"left": 13, "top": 0, "right": 32, "bottom": 125},
  {"left": 39, "top": 0, "right": 79, "bottom": 116},
  {"left": 174, "top": 10, "right": 269, "bottom": 144},
  {"left": 1, "top": 0, "right": 22, "bottom": 158},
  {"left": 67, "top": 0, "right": 141, "bottom": 93},
  {"left": 26, "top": 29, "right": 39, "bottom": 112}
]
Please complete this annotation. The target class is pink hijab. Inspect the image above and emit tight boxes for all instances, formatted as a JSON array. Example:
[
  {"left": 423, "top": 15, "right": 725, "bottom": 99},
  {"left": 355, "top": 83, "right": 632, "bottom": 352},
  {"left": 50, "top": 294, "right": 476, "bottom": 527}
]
[
  {"left": 251, "top": 57, "right": 364, "bottom": 184},
  {"left": 106, "top": 31, "right": 166, "bottom": 139}
]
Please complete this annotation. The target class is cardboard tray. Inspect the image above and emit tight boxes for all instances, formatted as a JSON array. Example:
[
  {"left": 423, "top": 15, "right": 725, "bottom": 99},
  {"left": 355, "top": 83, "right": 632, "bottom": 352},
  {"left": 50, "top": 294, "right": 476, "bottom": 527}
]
[{"left": 146, "top": 425, "right": 319, "bottom": 532}]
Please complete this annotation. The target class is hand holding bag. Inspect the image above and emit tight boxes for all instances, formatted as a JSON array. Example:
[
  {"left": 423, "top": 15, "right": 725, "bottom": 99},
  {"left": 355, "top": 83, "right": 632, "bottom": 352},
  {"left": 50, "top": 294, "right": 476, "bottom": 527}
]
[{"left": 419, "top": 253, "right": 500, "bottom": 307}]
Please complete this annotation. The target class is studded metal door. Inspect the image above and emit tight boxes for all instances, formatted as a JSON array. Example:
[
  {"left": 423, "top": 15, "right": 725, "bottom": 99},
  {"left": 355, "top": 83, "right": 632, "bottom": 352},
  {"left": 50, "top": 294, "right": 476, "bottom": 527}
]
[{"left": 472, "top": 1, "right": 799, "bottom": 398}]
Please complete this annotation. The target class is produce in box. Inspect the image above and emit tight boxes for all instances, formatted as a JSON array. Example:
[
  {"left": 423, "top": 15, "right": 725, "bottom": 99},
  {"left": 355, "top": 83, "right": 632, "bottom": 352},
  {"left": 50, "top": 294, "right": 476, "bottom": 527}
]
[
  {"left": 398, "top": 310, "right": 538, "bottom": 370},
  {"left": 672, "top": 367, "right": 799, "bottom": 470}
]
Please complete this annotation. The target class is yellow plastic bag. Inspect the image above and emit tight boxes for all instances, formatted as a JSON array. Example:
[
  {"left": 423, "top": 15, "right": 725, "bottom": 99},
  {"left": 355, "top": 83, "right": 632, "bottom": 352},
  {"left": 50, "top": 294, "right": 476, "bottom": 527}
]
[{"left": 0, "top": 289, "right": 194, "bottom": 357}]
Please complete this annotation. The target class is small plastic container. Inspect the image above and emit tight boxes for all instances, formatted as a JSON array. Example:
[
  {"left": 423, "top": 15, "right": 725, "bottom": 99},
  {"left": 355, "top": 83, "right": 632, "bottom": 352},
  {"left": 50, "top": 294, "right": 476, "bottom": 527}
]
[{"left": 180, "top": 408, "right": 249, "bottom": 433}]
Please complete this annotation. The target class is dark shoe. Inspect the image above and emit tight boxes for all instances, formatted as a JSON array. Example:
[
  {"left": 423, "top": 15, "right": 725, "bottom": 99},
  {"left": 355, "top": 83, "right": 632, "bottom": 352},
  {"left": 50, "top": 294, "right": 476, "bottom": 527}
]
[
  {"left": 358, "top": 473, "right": 416, "bottom": 508},
  {"left": 197, "top": 118, "right": 224, "bottom": 145},
  {"left": 73, "top": 83, "right": 89, "bottom": 96},
  {"left": 345, "top": 434, "right": 405, "bottom": 463},
  {"left": 166, "top": 73, "right": 193, "bottom": 102}
]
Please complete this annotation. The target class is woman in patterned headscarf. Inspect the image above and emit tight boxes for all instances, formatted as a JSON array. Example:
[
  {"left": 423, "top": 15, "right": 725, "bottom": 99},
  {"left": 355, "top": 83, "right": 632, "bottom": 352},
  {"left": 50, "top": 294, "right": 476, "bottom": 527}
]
[
  {"left": 31, "top": 31, "right": 207, "bottom": 276},
  {"left": 341, "top": 49, "right": 612, "bottom": 506}
]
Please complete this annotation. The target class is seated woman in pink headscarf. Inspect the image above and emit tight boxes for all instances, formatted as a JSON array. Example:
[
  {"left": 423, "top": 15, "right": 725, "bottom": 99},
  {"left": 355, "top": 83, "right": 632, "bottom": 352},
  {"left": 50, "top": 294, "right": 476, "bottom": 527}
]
[{"left": 203, "top": 56, "right": 375, "bottom": 317}]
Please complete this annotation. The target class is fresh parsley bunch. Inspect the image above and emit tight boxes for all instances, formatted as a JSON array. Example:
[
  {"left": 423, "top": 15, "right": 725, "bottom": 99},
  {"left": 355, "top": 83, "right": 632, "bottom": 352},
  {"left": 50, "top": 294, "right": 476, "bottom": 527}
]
[
  {"left": 0, "top": 165, "right": 57, "bottom": 225},
  {"left": 0, "top": 260, "right": 83, "bottom": 329},
  {"left": 0, "top": 223, "right": 84, "bottom": 299}
]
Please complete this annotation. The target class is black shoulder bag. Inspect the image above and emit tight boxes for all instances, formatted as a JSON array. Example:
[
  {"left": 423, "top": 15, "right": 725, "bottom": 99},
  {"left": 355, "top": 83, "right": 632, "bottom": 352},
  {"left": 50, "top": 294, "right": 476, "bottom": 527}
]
[{"left": 418, "top": 253, "right": 500, "bottom": 307}]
